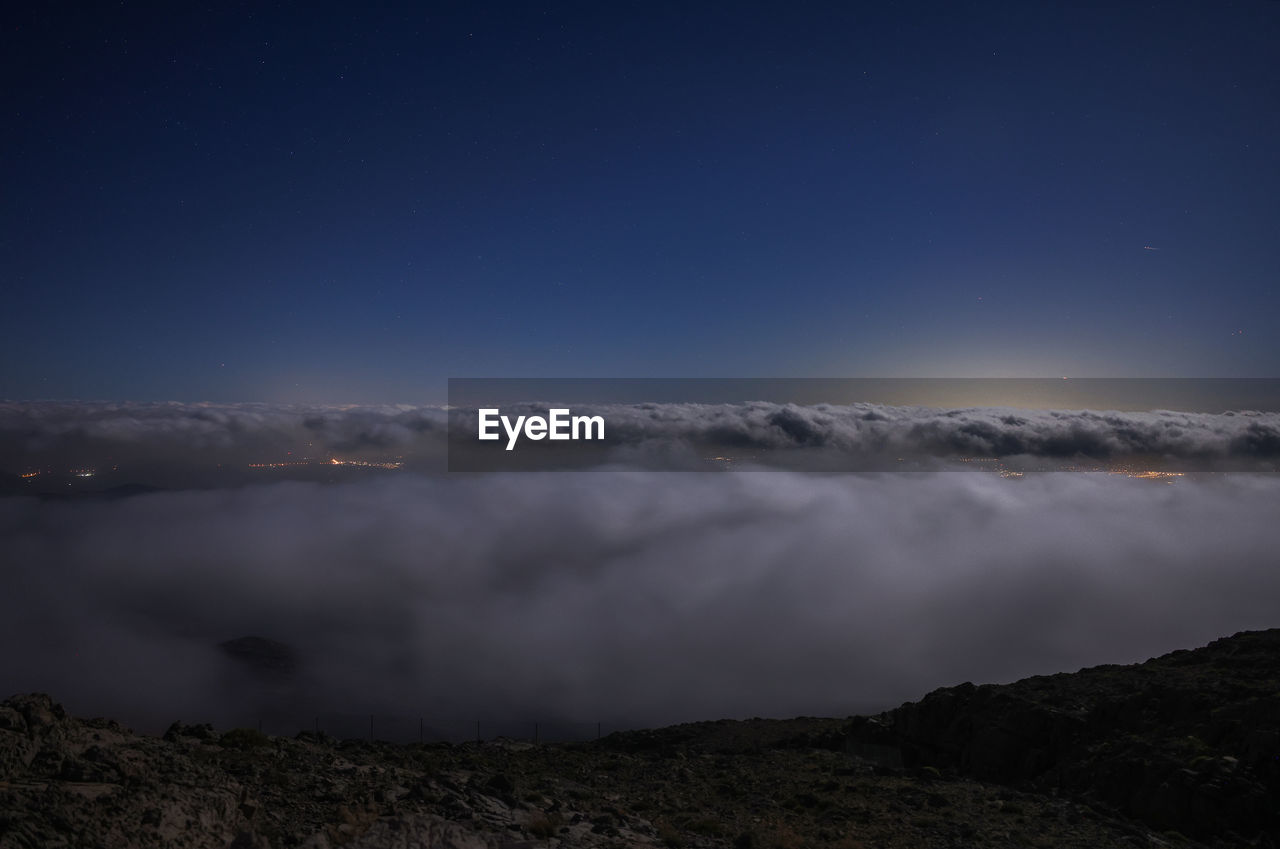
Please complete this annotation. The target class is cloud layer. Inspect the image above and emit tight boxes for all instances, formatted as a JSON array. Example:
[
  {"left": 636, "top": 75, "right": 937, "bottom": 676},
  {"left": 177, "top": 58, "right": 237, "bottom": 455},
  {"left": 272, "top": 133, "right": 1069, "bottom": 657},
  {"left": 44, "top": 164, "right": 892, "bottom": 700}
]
[
  {"left": 4, "top": 400, "right": 1279, "bottom": 482},
  {"left": 4, "top": 468, "right": 1279, "bottom": 735},
  {"left": 452, "top": 402, "right": 1280, "bottom": 470},
  {"left": 0, "top": 401, "right": 448, "bottom": 487}
]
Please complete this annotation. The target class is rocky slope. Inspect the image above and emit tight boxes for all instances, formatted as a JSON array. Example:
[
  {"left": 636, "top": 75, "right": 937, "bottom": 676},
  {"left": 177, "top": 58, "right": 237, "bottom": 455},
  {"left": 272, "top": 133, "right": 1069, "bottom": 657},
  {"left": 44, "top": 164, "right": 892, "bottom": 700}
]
[
  {"left": 844, "top": 629, "right": 1280, "bottom": 844},
  {"left": 2, "top": 630, "right": 1277, "bottom": 849}
]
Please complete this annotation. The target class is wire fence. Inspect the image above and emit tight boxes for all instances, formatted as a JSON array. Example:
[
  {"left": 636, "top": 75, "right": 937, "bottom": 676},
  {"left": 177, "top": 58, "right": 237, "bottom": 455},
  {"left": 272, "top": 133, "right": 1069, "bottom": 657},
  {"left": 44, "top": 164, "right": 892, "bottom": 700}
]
[{"left": 233, "top": 713, "right": 609, "bottom": 744}]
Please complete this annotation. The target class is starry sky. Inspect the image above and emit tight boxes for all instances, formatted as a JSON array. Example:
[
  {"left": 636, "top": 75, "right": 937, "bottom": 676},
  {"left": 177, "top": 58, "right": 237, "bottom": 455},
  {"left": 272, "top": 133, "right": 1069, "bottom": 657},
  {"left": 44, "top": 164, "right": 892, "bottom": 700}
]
[{"left": 3, "top": 1, "right": 1278, "bottom": 403}]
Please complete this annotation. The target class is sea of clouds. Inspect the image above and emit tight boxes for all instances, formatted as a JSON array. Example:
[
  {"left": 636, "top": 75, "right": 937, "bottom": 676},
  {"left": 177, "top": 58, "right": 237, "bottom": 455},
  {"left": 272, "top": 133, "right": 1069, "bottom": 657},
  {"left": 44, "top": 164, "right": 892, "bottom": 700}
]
[
  {"left": 2, "top": 401, "right": 1279, "bottom": 735},
  {"left": 3, "top": 399, "right": 1279, "bottom": 475}
]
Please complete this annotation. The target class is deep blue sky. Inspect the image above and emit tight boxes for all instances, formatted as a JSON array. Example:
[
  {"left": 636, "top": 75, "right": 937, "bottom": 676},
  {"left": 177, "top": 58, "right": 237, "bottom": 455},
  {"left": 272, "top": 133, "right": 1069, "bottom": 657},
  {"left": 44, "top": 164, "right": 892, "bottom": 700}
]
[{"left": 3, "top": 1, "right": 1278, "bottom": 402}]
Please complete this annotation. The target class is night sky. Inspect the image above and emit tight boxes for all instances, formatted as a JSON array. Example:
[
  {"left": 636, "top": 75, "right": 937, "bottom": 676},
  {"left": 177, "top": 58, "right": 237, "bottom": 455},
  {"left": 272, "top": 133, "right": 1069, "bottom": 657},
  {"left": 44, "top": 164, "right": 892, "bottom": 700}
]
[{"left": 3, "top": 2, "right": 1278, "bottom": 402}]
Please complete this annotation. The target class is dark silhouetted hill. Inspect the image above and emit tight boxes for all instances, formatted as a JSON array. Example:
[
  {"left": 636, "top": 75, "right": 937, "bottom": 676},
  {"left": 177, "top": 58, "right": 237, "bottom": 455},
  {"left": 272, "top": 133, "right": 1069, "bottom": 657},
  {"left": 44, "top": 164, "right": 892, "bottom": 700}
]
[
  {"left": 2, "top": 629, "right": 1276, "bottom": 847},
  {"left": 844, "top": 628, "right": 1280, "bottom": 843}
]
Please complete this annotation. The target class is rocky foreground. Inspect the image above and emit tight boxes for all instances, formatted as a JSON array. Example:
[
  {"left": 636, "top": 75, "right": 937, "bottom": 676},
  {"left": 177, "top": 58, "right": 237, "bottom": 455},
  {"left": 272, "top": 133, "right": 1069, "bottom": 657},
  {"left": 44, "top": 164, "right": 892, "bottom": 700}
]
[{"left": 2, "top": 630, "right": 1277, "bottom": 849}]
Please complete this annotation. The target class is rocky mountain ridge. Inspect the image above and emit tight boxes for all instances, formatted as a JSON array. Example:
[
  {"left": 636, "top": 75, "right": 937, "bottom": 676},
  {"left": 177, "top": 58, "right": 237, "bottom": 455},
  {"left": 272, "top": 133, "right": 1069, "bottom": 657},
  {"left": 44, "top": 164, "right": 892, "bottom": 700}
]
[
  {"left": 845, "top": 629, "right": 1279, "bottom": 843},
  {"left": 3, "top": 629, "right": 1277, "bottom": 848}
]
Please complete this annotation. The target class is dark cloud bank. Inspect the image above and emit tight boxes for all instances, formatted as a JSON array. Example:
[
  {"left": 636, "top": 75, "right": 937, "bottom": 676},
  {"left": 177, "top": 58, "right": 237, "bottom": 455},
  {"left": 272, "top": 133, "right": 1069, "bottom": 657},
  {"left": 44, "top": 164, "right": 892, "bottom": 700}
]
[
  {"left": 4, "top": 400, "right": 1280, "bottom": 480},
  {"left": 0, "top": 402, "right": 448, "bottom": 487},
  {"left": 452, "top": 401, "right": 1280, "bottom": 471},
  {"left": 2, "top": 402, "right": 1279, "bottom": 735}
]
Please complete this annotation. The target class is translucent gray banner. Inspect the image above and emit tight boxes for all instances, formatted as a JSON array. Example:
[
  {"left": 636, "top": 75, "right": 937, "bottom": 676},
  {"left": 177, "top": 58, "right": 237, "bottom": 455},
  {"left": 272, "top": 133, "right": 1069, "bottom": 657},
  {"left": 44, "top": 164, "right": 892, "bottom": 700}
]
[{"left": 446, "top": 378, "right": 1280, "bottom": 473}]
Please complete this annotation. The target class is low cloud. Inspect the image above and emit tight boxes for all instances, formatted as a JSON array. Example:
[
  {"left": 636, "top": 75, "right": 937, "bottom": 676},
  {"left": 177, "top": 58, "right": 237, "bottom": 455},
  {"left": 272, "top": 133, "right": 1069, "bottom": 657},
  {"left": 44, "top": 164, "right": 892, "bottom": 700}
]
[
  {"left": 0, "top": 402, "right": 449, "bottom": 486},
  {"left": 3, "top": 469, "right": 1279, "bottom": 734},
  {"left": 467, "top": 402, "right": 1280, "bottom": 469},
  {"left": 4, "top": 401, "right": 1278, "bottom": 483},
  {"left": 4, "top": 401, "right": 1278, "bottom": 735}
]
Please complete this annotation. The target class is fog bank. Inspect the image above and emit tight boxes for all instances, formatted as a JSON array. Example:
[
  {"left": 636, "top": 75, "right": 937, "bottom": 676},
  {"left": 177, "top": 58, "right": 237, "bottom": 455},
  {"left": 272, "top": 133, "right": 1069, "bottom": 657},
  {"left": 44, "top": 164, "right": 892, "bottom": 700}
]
[{"left": 4, "top": 471, "right": 1278, "bottom": 733}]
